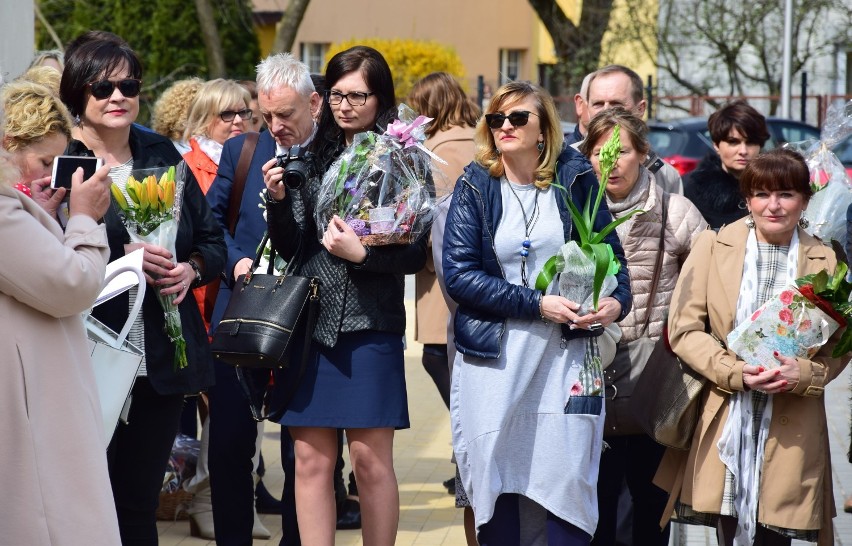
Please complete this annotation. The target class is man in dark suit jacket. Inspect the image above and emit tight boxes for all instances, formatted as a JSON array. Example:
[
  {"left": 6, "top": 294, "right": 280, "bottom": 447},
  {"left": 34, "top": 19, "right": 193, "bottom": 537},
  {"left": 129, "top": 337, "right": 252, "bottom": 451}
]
[{"left": 206, "top": 52, "right": 320, "bottom": 546}]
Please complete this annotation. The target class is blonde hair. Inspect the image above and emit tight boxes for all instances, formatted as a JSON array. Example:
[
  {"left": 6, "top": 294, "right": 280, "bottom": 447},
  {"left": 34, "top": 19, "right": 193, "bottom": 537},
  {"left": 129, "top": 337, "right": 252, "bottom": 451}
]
[
  {"left": 19, "top": 66, "right": 62, "bottom": 94},
  {"left": 151, "top": 77, "right": 204, "bottom": 141},
  {"left": 407, "top": 72, "right": 479, "bottom": 138},
  {"left": 0, "top": 74, "right": 19, "bottom": 187},
  {"left": 183, "top": 79, "right": 251, "bottom": 141},
  {"left": 474, "top": 81, "right": 563, "bottom": 189},
  {"left": 1, "top": 80, "right": 72, "bottom": 153}
]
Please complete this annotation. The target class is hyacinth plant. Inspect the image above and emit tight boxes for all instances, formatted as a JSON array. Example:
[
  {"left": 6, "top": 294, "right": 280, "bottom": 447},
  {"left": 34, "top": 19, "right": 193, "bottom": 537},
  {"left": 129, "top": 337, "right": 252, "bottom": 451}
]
[
  {"left": 112, "top": 166, "right": 188, "bottom": 370},
  {"left": 535, "top": 125, "right": 641, "bottom": 310}
]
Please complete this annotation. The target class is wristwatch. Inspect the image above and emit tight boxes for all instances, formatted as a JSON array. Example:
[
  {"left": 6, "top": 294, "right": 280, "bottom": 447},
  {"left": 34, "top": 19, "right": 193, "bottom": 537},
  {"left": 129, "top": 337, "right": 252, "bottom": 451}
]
[{"left": 187, "top": 258, "right": 203, "bottom": 288}]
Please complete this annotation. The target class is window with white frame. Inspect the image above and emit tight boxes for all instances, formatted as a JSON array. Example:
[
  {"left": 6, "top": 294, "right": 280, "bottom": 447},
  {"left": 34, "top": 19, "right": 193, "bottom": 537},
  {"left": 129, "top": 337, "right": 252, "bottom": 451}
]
[
  {"left": 499, "top": 49, "right": 523, "bottom": 84},
  {"left": 300, "top": 43, "right": 328, "bottom": 74}
]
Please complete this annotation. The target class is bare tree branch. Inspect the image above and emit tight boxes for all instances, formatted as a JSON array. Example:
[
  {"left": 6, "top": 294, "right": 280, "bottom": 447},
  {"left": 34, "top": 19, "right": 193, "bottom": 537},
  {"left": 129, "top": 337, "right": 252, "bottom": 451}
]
[{"left": 194, "top": 0, "right": 226, "bottom": 77}]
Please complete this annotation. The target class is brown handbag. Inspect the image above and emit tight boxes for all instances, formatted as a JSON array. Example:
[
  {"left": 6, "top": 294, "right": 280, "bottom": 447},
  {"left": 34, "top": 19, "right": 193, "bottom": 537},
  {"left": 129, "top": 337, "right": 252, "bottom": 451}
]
[
  {"left": 629, "top": 325, "right": 707, "bottom": 450},
  {"left": 602, "top": 193, "right": 668, "bottom": 436}
]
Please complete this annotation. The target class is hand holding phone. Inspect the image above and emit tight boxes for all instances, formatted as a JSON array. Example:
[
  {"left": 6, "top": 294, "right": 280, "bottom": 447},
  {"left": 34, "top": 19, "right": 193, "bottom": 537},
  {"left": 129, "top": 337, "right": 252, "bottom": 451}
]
[
  {"left": 51, "top": 155, "right": 104, "bottom": 190},
  {"left": 68, "top": 165, "right": 113, "bottom": 221}
]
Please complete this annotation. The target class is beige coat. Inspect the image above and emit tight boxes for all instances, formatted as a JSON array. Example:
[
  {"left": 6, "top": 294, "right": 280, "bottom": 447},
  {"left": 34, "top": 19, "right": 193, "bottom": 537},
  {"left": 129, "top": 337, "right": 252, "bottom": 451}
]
[
  {"left": 415, "top": 126, "right": 476, "bottom": 344},
  {"left": 0, "top": 185, "right": 121, "bottom": 545},
  {"left": 654, "top": 219, "right": 845, "bottom": 545},
  {"left": 612, "top": 177, "right": 707, "bottom": 343}
]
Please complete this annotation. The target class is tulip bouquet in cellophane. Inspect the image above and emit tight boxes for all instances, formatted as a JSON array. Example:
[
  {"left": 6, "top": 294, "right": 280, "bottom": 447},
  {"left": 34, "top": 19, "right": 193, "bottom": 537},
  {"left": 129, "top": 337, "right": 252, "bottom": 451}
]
[{"left": 111, "top": 165, "right": 188, "bottom": 370}]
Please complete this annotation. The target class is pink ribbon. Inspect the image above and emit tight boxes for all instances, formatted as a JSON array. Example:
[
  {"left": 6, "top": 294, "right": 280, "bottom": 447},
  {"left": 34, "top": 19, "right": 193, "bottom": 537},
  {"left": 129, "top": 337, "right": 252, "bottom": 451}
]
[{"left": 385, "top": 115, "right": 433, "bottom": 148}]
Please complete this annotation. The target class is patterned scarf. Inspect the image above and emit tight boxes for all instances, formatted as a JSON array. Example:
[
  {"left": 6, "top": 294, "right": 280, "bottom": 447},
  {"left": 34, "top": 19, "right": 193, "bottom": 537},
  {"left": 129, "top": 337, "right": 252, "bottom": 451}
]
[{"left": 717, "top": 228, "right": 798, "bottom": 545}]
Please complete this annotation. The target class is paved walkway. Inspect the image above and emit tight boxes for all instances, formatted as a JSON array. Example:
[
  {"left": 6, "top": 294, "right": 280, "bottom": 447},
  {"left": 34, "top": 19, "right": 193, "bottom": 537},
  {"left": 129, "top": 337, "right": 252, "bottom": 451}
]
[{"left": 158, "top": 299, "right": 852, "bottom": 545}]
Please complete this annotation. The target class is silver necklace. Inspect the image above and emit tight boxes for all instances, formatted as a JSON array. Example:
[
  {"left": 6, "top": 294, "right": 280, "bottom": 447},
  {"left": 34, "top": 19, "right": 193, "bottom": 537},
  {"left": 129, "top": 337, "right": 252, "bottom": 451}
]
[{"left": 506, "top": 180, "right": 540, "bottom": 287}]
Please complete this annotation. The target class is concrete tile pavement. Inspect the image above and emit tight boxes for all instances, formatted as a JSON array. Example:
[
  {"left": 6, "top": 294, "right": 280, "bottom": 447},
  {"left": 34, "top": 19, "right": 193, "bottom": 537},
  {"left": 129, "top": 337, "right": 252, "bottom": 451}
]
[{"left": 157, "top": 293, "right": 852, "bottom": 545}]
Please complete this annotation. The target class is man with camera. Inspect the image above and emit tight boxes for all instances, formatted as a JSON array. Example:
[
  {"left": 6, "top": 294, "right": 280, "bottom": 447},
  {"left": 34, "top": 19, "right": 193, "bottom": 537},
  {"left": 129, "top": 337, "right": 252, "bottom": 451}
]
[
  {"left": 205, "top": 52, "right": 320, "bottom": 546},
  {"left": 571, "top": 64, "right": 683, "bottom": 195}
]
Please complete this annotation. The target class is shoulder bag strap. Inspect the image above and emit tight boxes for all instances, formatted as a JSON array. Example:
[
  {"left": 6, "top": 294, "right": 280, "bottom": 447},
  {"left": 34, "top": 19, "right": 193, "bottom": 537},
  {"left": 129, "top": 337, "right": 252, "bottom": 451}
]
[
  {"left": 640, "top": 192, "right": 669, "bottom": 337},
  {"left": 226, "top": 132, "right": 260, "bottom": 237}
]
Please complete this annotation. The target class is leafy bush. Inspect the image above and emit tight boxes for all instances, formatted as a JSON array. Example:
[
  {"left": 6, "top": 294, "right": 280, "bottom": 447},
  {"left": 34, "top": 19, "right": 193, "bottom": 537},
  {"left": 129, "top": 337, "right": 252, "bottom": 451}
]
[{"left": 325, "top": 39, "right": 466, "bottom": 102}]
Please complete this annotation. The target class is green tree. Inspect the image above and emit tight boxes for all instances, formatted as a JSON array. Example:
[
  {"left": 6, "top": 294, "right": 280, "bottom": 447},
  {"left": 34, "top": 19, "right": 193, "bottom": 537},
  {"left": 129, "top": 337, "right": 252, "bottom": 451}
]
[{"left": 35, "top": 0, "right": 260, "bottom": 122}]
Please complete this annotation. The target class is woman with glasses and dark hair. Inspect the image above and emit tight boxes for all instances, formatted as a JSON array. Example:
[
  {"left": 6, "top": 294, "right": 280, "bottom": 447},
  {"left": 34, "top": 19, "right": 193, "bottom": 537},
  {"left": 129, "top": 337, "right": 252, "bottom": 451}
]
[
  {"left": 263, "top": 45, "right": 428, "bottom": 545},
  {"left": 59, "top": 31, "right": 226, "bottom": 545},
  {"left": 442, "top": 81, "right": 631, "bottom": 545},
  {"left": 684, "top": 99, "right": 770, "bottom": 230}
]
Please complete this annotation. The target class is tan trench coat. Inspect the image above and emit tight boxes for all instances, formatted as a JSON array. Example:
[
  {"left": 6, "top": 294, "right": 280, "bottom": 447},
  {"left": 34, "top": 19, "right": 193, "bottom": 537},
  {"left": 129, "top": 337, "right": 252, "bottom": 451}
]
[
  {"left": 0, "top": 185, "right": 121, "bottom": 545},
  {"left": 415, "top": 126, "right": 476, "bottom": 344},
  {"left": 654, "top": 219, "right": 846, "bottom": 545}
]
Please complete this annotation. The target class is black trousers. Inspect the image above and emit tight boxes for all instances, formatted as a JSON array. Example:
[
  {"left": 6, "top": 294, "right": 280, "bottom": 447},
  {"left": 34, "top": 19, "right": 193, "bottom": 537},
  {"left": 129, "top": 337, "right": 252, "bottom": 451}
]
[
  {"left": 209, "top": 360, "right": 300, "bottom": 546},
  {"left": 591, "top": 434, "right": 670, "bottom": 546},
  {"left": 107, "top": 378, "right": 184, "bottom": 546}
]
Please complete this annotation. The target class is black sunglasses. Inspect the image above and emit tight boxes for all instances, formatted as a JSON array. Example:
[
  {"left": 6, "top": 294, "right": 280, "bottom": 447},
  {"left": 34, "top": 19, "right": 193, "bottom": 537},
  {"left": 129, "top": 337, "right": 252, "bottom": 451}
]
[
  {"left": 87, "top": 79, "right": 142, "bottom": 100},
  {"left": 484, "top": 110, "right": 538, "bottom": 129},
  {"left": 219, "top": 108, "right": 253, "bottom": 123}
]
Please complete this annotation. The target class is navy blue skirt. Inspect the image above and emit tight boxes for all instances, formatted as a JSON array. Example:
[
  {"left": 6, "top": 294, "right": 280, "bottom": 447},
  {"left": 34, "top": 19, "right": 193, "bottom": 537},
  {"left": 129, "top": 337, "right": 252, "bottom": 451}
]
[{"left": 279, "top": 331, "right": 410, "bottom": 429}]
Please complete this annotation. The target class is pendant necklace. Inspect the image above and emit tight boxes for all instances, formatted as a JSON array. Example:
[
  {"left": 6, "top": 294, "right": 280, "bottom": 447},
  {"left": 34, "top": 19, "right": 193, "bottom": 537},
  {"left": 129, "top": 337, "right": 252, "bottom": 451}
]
[{"left": 506, "top": 180, "right": 540, "bottom": 287}]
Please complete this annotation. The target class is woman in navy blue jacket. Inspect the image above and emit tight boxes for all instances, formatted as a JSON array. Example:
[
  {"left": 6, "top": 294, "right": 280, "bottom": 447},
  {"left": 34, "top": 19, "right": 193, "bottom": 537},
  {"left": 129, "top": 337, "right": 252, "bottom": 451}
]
[{"left": 442, "top": 81, "right": 631, "bottom": 546}]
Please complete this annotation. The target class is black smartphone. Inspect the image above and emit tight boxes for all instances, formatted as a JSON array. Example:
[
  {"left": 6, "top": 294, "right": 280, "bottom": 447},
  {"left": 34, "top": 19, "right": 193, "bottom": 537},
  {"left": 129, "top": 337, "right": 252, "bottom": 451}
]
[{"left": 51, "top": 155, "right": 104, "bottom": 189}]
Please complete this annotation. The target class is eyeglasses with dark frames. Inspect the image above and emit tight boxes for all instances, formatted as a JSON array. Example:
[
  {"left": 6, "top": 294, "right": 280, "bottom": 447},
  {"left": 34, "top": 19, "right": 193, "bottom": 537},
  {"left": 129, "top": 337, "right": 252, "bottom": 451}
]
[
  {"left": 87, "top": 79, "right": 143, "bottom": 100},
  {"left": 325, "top": 90, "right": 374, "bottom": 106},
  {"left": 484, "top": 110, "right": 539, "bottom": 129},
  {"left": 219, "top": 109, "right": 253, "bottom": 123}
]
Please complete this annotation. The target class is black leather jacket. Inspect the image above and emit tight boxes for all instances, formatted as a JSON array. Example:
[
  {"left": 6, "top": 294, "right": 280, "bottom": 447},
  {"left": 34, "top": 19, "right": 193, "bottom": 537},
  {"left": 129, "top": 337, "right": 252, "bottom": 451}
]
[{"left": 67, "top": 126, "right": 226, "bottom": 394}]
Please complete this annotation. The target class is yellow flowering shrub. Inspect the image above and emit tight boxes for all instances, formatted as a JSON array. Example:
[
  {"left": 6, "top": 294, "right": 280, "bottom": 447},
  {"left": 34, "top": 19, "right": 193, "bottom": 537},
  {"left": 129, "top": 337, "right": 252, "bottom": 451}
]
[{"left": 325, "top": 39, "right": 466, "bottom": 102}]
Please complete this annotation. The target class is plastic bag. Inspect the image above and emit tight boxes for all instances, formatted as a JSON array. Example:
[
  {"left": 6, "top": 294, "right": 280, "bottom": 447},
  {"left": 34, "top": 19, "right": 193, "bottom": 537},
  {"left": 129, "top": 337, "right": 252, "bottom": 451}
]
[
  {"left": 161, "top": 433, "right": 200, "bottom": 494},
  {"left": 314, "top": 103, "right": 439, "bottom": 246},
  {"left": 784, "top": 100, "right": 852, "bottom": 249},
  {"left": 556, "top": 240, "right": 617, "bottom": 315}
]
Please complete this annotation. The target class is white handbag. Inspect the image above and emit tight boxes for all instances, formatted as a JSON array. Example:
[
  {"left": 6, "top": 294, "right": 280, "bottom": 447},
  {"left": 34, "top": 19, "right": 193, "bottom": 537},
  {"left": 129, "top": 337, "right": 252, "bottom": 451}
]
[{"left": 86, "top": 262, "right": 146, "bottom": 447}]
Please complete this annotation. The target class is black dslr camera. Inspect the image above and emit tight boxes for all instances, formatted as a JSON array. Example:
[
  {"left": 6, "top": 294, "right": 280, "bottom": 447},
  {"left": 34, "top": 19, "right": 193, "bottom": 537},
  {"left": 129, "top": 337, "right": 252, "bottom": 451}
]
[{"left": 275, "top": 145, "right": 316, "bottom": 190}]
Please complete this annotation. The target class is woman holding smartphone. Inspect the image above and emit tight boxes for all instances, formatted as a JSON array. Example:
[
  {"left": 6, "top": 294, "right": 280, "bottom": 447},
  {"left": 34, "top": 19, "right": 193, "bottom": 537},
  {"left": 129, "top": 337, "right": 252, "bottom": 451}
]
[{"left": 59, "top": 31, "right": 226, "bottom": 545}]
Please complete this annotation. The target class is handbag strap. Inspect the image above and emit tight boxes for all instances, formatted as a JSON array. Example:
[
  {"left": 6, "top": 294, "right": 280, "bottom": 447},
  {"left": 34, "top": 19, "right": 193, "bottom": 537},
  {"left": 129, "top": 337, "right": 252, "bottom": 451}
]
[
  {"left": 236, "top": 280, "right": 320, "bottom": 422},
  {"left": 226, "top": 132, "right": 260, "bottom": 237},
  {"left": 639, "top": 192, "right": 669, "bottom": 337}
]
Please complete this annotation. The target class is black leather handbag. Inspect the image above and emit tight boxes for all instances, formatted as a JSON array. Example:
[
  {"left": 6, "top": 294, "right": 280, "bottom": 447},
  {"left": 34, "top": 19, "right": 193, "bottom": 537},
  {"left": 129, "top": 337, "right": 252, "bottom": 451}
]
[
  {"left": 212, "top": 235, "right": 319, "bottom": 368},
  {"left": 210, "top": 235, "right": 319, "bottom": 420}
]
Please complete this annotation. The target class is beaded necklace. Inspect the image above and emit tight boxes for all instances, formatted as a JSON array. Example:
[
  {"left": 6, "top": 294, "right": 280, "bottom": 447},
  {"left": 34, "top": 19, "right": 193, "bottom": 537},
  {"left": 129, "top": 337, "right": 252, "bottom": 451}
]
[{"left": 506, "top": 180, "right": 540, "bottom": 287}]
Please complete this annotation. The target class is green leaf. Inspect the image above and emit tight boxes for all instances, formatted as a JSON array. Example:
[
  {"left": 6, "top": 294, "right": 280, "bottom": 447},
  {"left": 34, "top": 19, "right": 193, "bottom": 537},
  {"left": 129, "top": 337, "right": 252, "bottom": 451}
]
[
  {"left": 565, "top": 199, "right": 591, "bottom": 246},
  {"left": 588, "top": 243, "right": 612, "bottom": 311},
  {"left": 812, "top": 270, "right": 829, "bottom": 294},
  {"left": 589, "top": 209, "right": 644, "bottom": 244},
  {"left": 535, "top": 255, "right": 560, "bottom": 292},
  {"left": 832, "top": 327, "right": 852, "bottom": 358}
]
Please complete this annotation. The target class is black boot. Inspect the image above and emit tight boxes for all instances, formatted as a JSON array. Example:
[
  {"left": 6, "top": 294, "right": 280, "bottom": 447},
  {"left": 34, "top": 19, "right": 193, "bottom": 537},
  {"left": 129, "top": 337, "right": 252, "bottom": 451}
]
[{"left": 335, "top": 498, "right": 362, "bottom": 530}]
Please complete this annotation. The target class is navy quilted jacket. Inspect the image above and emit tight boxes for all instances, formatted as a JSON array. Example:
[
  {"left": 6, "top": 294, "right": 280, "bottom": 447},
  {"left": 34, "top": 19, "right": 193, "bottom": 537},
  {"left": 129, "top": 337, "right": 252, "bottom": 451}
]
[{"left": 443, "top": 145, "right": 632, "bottom": 359}]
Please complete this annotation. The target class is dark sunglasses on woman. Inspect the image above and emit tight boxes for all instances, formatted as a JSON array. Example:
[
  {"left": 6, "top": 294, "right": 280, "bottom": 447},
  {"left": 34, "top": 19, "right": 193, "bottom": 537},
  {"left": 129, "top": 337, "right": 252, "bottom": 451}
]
[
  {"left": 485, "top": 110, "right": 538, "bottom": 129},
  {"left": 219, "top": 109, "right": 253, "bottom": 123},
  {"left": 87, "top": 79, "right": 143, "bottom": 100}
]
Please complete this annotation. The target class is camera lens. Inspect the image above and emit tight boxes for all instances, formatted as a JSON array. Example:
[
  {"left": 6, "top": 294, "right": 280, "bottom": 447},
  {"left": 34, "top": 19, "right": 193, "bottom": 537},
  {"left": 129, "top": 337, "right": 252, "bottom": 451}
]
[{"left": 282, "top": 170, "right": 305, "bottom": 190}]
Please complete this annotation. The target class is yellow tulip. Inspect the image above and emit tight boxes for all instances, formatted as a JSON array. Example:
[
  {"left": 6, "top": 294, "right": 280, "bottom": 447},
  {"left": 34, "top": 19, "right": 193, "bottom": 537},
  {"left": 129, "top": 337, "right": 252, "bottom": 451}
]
[
  {"left": 110, "top": 184, "right": 129, "bottom": 211},
  {"left": 163, "top": 179, "right": 175, "bottom": 211}
]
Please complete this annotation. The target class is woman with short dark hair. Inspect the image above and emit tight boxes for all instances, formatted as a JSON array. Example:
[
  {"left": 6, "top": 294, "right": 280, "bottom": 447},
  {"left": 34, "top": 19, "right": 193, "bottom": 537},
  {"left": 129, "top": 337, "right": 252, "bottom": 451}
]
[
  {"left": 656, "top": 148, "right": 845, "bottom": 545},
  {"left": 684, "top": 100, "right": 770, "bottom": 230},
  {"left": 60, "top": 31, "right": 226, "bottom": 545}
]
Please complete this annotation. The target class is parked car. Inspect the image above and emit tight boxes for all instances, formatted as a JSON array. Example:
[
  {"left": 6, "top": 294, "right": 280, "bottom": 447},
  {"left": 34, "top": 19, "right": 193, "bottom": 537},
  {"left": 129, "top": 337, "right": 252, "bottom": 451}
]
[{"left": 648, "top": 117, "right": 821, "bottom": 176}]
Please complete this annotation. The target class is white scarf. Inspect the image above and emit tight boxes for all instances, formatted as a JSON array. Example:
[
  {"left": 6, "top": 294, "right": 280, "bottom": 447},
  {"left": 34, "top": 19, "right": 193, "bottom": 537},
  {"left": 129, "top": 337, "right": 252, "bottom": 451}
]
[
  {"left": 717, "top": 228, "right": 798, "bottom": 545},
  {"left": 196, "top": 135, "right": 223, "bottom": 165}
]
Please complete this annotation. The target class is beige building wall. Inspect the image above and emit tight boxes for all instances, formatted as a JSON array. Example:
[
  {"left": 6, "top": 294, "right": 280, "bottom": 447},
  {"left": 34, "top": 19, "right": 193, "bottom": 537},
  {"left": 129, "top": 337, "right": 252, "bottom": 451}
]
[
  {"left": 254, "top": 0, "right": 540, "bottom": 93},
  {"left": 254, "top": 0, "right": 657, "bottom": 101}
]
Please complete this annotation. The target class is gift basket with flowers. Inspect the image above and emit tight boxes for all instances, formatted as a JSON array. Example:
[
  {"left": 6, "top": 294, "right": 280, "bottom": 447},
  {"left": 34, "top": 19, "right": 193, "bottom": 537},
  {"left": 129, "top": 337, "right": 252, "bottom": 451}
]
[{"left": 314, "top": 103, "right": 440, "bottom": 246}]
